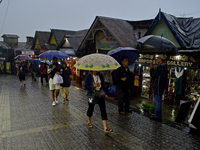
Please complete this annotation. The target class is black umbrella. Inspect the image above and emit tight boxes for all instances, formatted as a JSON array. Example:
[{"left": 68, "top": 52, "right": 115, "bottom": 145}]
[{"left": 137, "top": 35, "right": 179, "bottom": 55}]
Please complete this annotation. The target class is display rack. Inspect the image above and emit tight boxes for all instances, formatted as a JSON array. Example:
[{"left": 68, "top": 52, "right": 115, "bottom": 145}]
[{"left": 141, "top": 66, "right": 151, "bottom": 98}]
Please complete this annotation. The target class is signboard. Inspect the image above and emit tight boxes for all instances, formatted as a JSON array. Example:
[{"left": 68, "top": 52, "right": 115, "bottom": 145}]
[
  {"left": 135, "top": 54, "right": 198, "bottom": 68},
  {"left": 60, "top": 49, "right": 75, "bottom": 55},
  {"left": 96, "top": 32, "right": 121, "bottom": 50}
]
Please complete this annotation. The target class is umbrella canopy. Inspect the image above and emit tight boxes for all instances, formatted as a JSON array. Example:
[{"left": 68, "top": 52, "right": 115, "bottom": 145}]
[
  {"left": 41, "top": 60, "right": 52, "bottom": 65},
  {"left": 14, "top": 55, "right": 32, "bottom": 61},
  {"left": 31, "top": 59, "right": 41, "bottom": 65},
  {"left": 107, "top": 47, "right": 139, "bottom": 65},
  {"left": 38, "top": 50, "right": 69, "bottom": 59},
  {"left": 74, "top": 53, "right": 120, "bottom": 71},
  {"left": 137, "top": 35, "right": 179, "bottom": 55}
]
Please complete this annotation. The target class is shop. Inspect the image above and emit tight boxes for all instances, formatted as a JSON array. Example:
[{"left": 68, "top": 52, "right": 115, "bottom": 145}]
[{"left": 132, "top": 52, "right": 200, "bottom": 105}]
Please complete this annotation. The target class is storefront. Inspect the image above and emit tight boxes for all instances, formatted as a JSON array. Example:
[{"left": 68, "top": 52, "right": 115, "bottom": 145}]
[{"left": 132, "top": 52, "right": 200, "bottom": 105}]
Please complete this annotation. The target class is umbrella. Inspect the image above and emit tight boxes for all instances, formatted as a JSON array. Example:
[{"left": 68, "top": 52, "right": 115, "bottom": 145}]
[
  {"left": 31, "top": 59, "right": 41, "bottom": 65},
  {"left": 14, "top": 55, "right": 32, "bottom": 61},
  {"left": 137, "top": 35, "right": 179, "bottom": 55},
  {"left": 41, "top": 60, "right": 52, "bottom": 65},
  {"left": 107, "top": 47, "right": 140, "bottom": 65},
  {"left": 74, "top": 53, "right": 120, "bottom": 71},
  {"left": 38, "top": 50, "right": 69, "bottom": 59}
]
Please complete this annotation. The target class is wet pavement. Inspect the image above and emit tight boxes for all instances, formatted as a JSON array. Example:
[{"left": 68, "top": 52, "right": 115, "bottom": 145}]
[{"left": 0, "top": 75, "right": 200, "bottom": 150}]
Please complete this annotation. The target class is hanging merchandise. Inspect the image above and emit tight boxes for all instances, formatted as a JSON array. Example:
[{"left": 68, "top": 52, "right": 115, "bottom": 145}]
[{"left": 175, "top": 67, "right": 184, "bottom": 95}]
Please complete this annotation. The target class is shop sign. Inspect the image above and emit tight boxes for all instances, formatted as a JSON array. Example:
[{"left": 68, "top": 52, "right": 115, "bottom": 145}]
[
  {"left": 96, "top": 32, "right": 120, "bottom": 50},
  {"left": 135, "top": 54, "right": 198, "bottom": 68}
]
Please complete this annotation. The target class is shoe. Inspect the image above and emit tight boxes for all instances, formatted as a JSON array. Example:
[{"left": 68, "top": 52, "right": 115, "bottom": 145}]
[
  {"left": 52, "top": 101, "right": 56, "bottom": 106},
  {"left": 55, "top": 99, "right": 58, "bottom": 104},
  {"left": 104, "top": 128, "right": 113, "bottom": 133},
  {"left": 150, "top": 116, "right": 162, "bottom": 121},
  {"left": 119, "top": 111, "right": 126, "bottom": 115},
  {"left": 88, "top": 123, "right": 93, "bottom": 128},
  {"left": 20, "top": 83, "right": 23, "bottom": 87}
]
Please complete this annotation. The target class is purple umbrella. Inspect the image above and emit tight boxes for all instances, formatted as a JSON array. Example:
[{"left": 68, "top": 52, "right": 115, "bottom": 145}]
[
  {"left": 14, "top": 55, "right": 32, "bottom": 61},
  {"left": 107, "top": 47, "right": 139, "bottom": 65}
]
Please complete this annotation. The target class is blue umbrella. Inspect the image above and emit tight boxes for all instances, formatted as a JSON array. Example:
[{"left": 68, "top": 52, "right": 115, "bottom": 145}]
[
  {"left": 41, "top": 60, "right": 52, "bottom": 65},
  {"left": 31, "top": 59, "right": 41, "bottom": 65},
  {"left": 107, "top": 47, "right": 140, "bottom": 65},
  {"left": 38, "top": 50, "right": 69, "bottom": 59}
]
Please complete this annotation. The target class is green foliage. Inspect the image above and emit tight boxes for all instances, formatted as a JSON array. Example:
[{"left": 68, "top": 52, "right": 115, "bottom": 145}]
[{"left": 141, "top": 103, "right": 154, "bottom": 113}]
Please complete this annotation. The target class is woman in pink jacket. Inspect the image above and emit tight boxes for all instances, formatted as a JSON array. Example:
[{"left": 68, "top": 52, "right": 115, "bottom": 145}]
[{"left": 39, "top": 63, "right": 48, "bottom": 85}]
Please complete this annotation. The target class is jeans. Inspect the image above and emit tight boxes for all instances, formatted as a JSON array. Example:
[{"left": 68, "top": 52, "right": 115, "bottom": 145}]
[{"left": 153, "top": 94, "right": 162, "bottom": 118}]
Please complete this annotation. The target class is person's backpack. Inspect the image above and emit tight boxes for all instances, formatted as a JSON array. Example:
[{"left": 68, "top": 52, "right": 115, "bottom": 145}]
[{"left": 111, "top": 70, "right": 117, "bottom": 85}]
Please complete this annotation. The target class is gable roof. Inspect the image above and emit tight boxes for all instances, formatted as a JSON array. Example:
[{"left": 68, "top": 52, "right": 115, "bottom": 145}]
[
  {"left": 1, "top": 34, "right": 19, "bottom": 39},
  {"left": 78, "top": 16, "right": 153, "bottom": 51},
  {"left": 148, "top": 10, "right": 200, "bottom": 49},
  {"left": 31, "top": 31, "right": 50, "bottom": 49},
  {"left": 49, "top": 29, "right": 75, "bottom": 46},
  {"left": 62, "top": 29, "right": 88, "bottom": 51}
]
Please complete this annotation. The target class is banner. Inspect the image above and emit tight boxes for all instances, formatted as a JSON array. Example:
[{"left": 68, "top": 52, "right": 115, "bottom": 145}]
[{"left": 135, "top": 54, "right": 198, "bottom": 68}]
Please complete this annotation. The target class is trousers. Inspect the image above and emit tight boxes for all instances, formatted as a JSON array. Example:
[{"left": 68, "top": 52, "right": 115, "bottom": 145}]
[
  {"left": 116, "top": 86, "right": 130, "bottom": 112},
  {"left": 87, "top": 98, "right": 107, "bottom": 120},
  {"left": 153, "top": 94, "right": 162, "bottom": 118}
]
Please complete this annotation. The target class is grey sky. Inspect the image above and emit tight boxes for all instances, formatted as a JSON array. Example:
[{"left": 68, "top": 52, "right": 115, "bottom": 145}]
[{"left": 0, "top": 0, "right": 200, "bottom": 42}]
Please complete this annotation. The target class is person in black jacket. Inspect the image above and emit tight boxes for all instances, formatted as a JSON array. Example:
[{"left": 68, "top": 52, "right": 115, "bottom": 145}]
[
  {"left": 60, "top": 62, "right": 72, "bottom": 104},
  {"left": 150, "top": 54, "right": 168, "bottom": 121},
  {"left": 115, "top": 56, "right": 131, "bottom": 115}
]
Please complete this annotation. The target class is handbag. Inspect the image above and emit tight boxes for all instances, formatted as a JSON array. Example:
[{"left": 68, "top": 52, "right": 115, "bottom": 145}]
[
  {"left": 98, "top": 89, "right": 106, "bottom": 99},
  {"left": 53, "top": 74, "right": 63, "bottom": 84},
  {"left": 88, "top": 92, "right": 98, "bottom": 104}
]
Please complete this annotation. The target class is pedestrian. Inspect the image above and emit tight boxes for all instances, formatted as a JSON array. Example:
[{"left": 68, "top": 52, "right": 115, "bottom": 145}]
[
  {"left": 60, "top": 62, "right": 72, "bottom": 104},
  {"left": 32, "top": 62, "right": 38, "bottom": 81},
  {"left": 39, "top": 63, "right": 48, "bottom": 85},
  {"left": 115, "top": 56, "right": 131, "bottom": 115},
  {"left": 150, "top": 54, "right": 168, "bottom": 121},
  {"left": 47, "top": 57, "right": 62, "bottom": 106},
  {"left": 17, "top": 61, "right": 26, "bottom": 87},
  {"left": 84, "top": 71, "right": 113, "bottom": 133}
]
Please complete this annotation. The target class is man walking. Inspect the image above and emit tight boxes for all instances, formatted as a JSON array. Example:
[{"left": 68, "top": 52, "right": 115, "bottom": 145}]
[
  {"left": 48, "top": 57, "right": 62, "bottom": 106},
  {"left": 115, "top": 56, "right": 131, "bottom": 115},
  {"left": 150, "top": 54, "right": 168, "bottom": 121}
]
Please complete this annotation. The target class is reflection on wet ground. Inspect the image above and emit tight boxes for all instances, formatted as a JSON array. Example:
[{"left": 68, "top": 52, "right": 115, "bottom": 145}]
[{"left": 130, "top": 96, "right": 193, "bottom": 124}]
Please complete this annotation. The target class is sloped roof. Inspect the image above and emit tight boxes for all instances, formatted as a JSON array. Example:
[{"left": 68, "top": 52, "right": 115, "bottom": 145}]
[
  {"left": 50, "top": 29, "right": 75, "bottom": 46},
  {"left": 98, "top": 16, "right": 137, "bottom": 47},
  {"left": 66, "top": 29, "right": 88, "bottom": 51},
  {"left": 42, "top": 44, "right": 57, "bottom": 50},
  {"left": 148, "top": 11, "right": 200, "bottom": 48},
  {"left": 78, "top": 16, "right": 153, "bottom": 51},
  {"left": 1, "top": 34, "right": 19, "bottom": 38},
  {"left": 31, "top": 31, "right": 50, "bottom": 49}
]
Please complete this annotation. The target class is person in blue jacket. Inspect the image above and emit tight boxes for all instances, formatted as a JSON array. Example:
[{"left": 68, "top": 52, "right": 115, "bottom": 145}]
[
  {"left": 84, "top": 71, "right": 113, "bottom": 133},
  {"left": 150, "top": 54, "right": 168, "bottom": 121},
  {"left": 60, "top": 62, "right": 72, "bottom": 104}
]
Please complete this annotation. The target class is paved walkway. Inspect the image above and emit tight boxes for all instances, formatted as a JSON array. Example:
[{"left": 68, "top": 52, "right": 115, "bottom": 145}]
[{"left": 0, "top": 75, "right": 200, "bottom": 150}]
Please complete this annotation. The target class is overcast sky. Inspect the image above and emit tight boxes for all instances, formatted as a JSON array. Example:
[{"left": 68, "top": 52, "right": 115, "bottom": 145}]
[{"left": 0, "top": 0, "right": 200, "bottom": 42}]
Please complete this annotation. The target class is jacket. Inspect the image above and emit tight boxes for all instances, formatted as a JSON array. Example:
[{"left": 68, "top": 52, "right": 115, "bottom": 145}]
[
  {"left": 48, "top": 63, "right": 62, "bottom": 79},
  {"left": 150, "top": 62, "right": 168, "bottom": 96},
  {"left": 39, "top": 65, "right": 47, "bottom": 75},
  {"left": 115, "top": 66, "right": 131, "bottom": 90},
  {"left": 60, "top": 66, "right": 72, "bottom": 87},
  {"left": 84, "top": 72, "right": 106, "bottom": 96}
]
